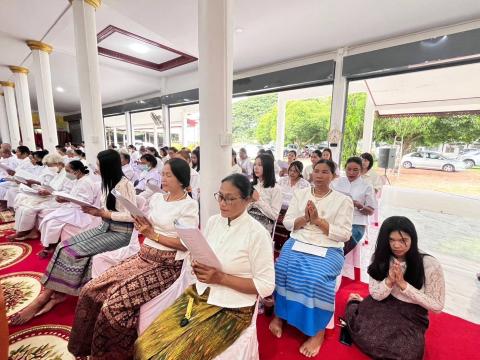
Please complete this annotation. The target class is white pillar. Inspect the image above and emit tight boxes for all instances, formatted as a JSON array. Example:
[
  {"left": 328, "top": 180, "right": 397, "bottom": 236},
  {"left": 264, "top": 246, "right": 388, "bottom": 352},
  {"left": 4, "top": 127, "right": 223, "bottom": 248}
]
[
  {"left": 275, "top": 94, "right": 287, "bottom": 159},
  {"left": 125, "top": 111, "right": 133, "bottom": 145},
  {"left": 113, "top": 126, "right": 118, "bottom": 146},
  {"left": 198, "top": 0, "right": 234, "bottom": 228},
  {"left": 153, "top": 126, "right": 158, "bottom": 148},
  {"left": 72, "top": 0, "right": 105, "bottom": 164},
  {"left": 0, "top": 82, "right": 21, "bottom": 147},
  {"left": 0, "top": 93, "right": 11, "bottom": 144},
  {"left": 329, "top": 48, "right": 348, "bottom": 165},
  {"left": 361, "top": 94, "right": 376, "bottom": 153},
  {"left": 27, "top": 40, "right": 58, "bottom": 152},
  {"left": 9, "top": 67, "right": 36, "bottom": 149},
  {"left": 162, "top": 105, "right": 171, "bottom": 147}
]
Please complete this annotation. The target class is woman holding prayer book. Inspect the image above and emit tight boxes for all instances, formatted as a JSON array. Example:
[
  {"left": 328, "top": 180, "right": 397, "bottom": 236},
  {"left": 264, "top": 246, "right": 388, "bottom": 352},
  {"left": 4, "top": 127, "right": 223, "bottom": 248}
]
[
  {"left": 134, "top": 154, "right": 160, "bottom": 194},
  {"left": 134, "top": 173, "right": 275, "bottom": 360},
  {"left": 269, "top": 159, "right": 354, "bottom": 358},
  {"left": 10, "top": 150, "right": 136, "bottom": 326},
  {"left": 67, "top": 158, "right": 199, "bottom": 360}
]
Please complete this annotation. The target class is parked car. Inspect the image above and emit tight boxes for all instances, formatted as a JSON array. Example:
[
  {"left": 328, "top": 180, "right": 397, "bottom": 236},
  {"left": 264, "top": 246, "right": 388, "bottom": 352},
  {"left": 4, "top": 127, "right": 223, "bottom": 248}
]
[
  {"left": 457, "top": 150, "right": 480, "bottom": 168},
  {"left": 283, "top": 144, "right": 299, "bottom": 157},
  {"left": 401, "top": 151, "right": 466, "bottom": 172}
]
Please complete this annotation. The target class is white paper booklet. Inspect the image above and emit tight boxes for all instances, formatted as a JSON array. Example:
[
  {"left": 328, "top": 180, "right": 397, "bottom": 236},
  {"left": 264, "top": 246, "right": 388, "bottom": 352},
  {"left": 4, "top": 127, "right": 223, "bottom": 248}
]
[
  {"left": 52, "top": 191, "right": 101, "bottom": 209},
  {"left": 292, "top": 240, "right": 328, "bottom": 257},
  {"left": 111, "top": 188, "right": 145, "bottom": 217},
  {"left": 174, "top": 221, "right": 222, "bottom": 270},
  {"left": 146, "top": 182, "right": 165, "bottom": 194}
]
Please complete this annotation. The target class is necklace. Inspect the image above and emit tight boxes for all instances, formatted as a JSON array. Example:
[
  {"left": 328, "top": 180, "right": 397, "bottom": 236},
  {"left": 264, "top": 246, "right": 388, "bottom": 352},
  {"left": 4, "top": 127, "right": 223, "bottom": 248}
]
[
  {"left": 166, "top": 191, "right": 187, "bottom": 202},
  {"left": 311, "top": 187, "right": 332, "bottom": 200}
]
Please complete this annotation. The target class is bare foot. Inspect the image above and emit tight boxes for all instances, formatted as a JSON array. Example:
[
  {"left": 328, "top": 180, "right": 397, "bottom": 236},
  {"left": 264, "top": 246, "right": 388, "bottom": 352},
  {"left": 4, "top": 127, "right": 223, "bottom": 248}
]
[
  {"left": 269, "top": 316, "right": 284, "bottom": 338},
  {"left": 9, "top": 291, "right": 53, "bottom": 325},
  {"left": 15, "top": 229, "right": 40, "bottom": 241},
  {"left": 6, "top": 231, "right": 27, "bottom": 241},
  {"left": 35, "top": 294, "right": 67, "bottom": 317},
  {"left": 299, "top": 331, "right": 325, "bottom": 358},
  {"left": 348, "top": 293, "right": 364, "bottom": 302}
]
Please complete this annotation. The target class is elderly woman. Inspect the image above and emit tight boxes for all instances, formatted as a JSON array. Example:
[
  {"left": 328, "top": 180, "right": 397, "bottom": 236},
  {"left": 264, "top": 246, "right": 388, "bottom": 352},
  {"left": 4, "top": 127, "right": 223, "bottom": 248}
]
[
  {"left": 134, "top": 154, "right": 160, "bottom": 194},
  {"left": 345, "top": 216, "right": 445, "bottom": 360},
  {"left": 269, "top": 159, "right": 354, "bottom": 357},
  {"left": 134, "top": 173, "right": 275, "bottom": 360},
  {"left": 8, "top": 153, "right": 71, "bottom": 241}
]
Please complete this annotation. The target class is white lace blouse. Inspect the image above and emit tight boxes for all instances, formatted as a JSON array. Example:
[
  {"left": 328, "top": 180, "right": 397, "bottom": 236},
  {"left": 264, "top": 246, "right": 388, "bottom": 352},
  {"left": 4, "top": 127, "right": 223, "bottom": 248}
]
[{"left": 369, "top": 255, "right": 445, "bottom": 312}]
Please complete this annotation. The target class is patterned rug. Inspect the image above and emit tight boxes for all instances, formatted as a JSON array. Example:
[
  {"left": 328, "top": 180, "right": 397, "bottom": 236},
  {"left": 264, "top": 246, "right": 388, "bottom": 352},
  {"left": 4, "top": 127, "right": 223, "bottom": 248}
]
[
  {"left": 0, "top": 271, "right": 42, "bottom": 319},
  {"left": 0, "top": 242, "right": 32, "bottom": 270},
  {"left": 0, "top": 210, "right": 15, "bottom": 224},
  {"left": 9, "top": 324, "right": 77, "bottom": 359}
]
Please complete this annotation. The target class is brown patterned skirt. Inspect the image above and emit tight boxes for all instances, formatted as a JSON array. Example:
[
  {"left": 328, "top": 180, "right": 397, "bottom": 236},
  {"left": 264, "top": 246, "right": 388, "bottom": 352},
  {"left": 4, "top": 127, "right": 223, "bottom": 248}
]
[
  {"left": 345, "top": 295, "right": 429, "bottom": 360},
  {"left": 67, "top": 245, "right": 183, "bottom": 360}
]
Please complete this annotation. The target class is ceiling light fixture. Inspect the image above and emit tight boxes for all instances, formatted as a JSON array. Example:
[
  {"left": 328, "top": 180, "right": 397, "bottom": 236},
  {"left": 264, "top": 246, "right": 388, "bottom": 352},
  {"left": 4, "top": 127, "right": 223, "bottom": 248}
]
[
  {"left": 129, "top": 43, "right": 149, "bottom": 54},
  {"left": 56, "top": 86, "right": 65, "bottom": 93},
  {"left": 235, "top": 28, "right": 244, "bottom": 33}
]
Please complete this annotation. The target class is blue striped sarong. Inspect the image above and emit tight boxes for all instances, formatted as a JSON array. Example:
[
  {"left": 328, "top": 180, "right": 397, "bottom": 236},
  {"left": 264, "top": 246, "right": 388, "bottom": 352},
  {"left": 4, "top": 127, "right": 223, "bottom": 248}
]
[{"left": 274, "top": 238, "right": 344, "bottom": 336}]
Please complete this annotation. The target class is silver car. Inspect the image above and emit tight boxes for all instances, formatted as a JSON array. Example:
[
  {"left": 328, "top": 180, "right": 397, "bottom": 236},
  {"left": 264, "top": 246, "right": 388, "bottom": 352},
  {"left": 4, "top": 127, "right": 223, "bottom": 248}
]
[
  {"left": 458, "top": 150, "right": 480, "bottom": 168},
  {"left": 401, "top": 151, "right": 466, "bottom": 172}
]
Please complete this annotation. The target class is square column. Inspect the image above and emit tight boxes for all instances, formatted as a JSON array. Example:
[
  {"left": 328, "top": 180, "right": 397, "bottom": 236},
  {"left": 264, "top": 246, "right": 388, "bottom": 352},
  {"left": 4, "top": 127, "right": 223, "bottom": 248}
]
[
  {"left": 162, "top": 105, "right": 170, "bottom": 147},
  {"left": 198, "top": 0, "right": 234, "bottom": 227},
  {"left": 0, "top": 93, "right": 11, "bottom": 144},
  {"left": 361, "top": 94, "right": 376, "bottom": 153},
  {"left": 0, "top": 82, "right": 21, "bottom": 147},
  {"left": 27, "top": 40, "right": 58, "bottom": 152},
  {"left": 275, "top": 94, "right": 287, "bottom": 160},
  {"left": 71, "top": 0, "right": 105, "bottom": 164},
  {"left": 9, "top": 67, "right": 36, "bottom": 149}
]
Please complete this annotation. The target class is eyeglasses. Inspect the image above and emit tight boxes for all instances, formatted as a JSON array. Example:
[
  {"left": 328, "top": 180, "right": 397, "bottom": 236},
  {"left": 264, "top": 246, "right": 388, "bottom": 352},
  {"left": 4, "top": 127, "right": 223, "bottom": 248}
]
[{"left": 214, "top": 192, "right": 242, "bottom": 205}]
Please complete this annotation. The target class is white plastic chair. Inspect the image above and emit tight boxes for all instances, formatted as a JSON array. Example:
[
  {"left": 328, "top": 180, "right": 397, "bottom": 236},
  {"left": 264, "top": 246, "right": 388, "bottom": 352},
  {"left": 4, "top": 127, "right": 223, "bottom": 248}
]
[
  {"left": 91, "top": 195, "right": 147, "bottom": 278},
  {"left": 137, "top": 261, "right": 261, "bottom": 360}
]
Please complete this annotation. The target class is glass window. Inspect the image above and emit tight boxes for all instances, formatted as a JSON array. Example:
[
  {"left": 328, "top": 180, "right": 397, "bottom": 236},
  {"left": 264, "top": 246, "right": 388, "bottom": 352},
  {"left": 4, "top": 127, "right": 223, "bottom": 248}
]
[
  {"left": 168, "top": 103, "right": 200, "bottom": 148},
  {"left": 131, "top": 109, "right": 166, "bottom": 149},
  {"left": 104, "top": 114, "right": 127, "bottom": 148}
]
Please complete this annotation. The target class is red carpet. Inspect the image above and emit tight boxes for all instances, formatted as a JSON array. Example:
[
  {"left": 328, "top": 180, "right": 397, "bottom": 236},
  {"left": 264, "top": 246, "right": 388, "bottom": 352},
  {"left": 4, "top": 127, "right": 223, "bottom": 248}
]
[{"left": 1, "top": 225, "right": 479, "bottom": 359}]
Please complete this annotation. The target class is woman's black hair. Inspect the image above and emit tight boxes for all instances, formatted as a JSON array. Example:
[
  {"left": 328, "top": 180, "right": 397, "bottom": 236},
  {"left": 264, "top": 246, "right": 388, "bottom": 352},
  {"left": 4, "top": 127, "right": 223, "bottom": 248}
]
[
  {"left": 232, "top": 149, "right": 237, "bottom": 164},
  {"left": 74, "top": 149, "right": 83, "bottom": 157},
  {"left": 252, "top": 154, "right": 276, "bottom": 188},
  {"left": 97, "top": 149, "right": 124, "bottom": 211},
  {"left": 121, "top": 152, "right": 131, "bottom": 163},
  {"left": 222, "top": 173, "right": 252, "bottom": 199},
  {"left": 288, "top": 160, "right": 304, "bottom": 176},
  {"left": 311, "top": 149, "right": 322, "bottom": 158},
  {"left": 17, "top": 146, "right": 30, "bottom": 155},
  {"left": 368, "top": 216, "right": 427, "bottom": 290},
  {"left": 313, "top": 159, "right": 336, "bottom": 174},
  {"left": 159, "top": 147, "right": 168, "bottom": 157},
  {"left": 33, "top": 150, "right": 48, "bottom": 160},
  {"left": 140, "top": 153, "right": 157, "bottom": 168},
  {"left": 322, "top": 148, "right": 332, "bottom": 159},
  {"left": 360, "top": 152, "right": 374, "bottom": 171},
  {"left": 68, "top": 160, "right": 90, "bottom": 174},
  {"left": 166, "top": 158, "right": 191, "bottom": 189},
  {"left": 345, "top": 156, "right": 363, "bottom": 168},
  {"left": 146, "top": 146, "right": 160, "bottom": 158},
  {"left": 265, "top": 149, "right": 275, "bottom": 159},
  {"left": 192, "top": 148, "right": 200, "bottom": 172},
  {"left": 288, "top": 150, "right": 297, "bottom": 157}
]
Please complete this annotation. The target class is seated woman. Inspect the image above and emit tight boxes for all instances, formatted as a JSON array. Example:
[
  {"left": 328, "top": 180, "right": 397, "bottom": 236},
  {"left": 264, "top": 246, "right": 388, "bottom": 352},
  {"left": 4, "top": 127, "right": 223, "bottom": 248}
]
[
  {"left": 320, "top": 148, "right": 340, "bottom": 176},
  {"left": 231, "top": 149, "right": 243, "bottom": 174},
  {"left": 134, "top": 173, "right": 275, "bottom": 360},
  {"left": 302, "top": 150, "right": 322, "bottom": 182},
  {"left": 68, "top": 158, "right": 198, "bottom": 359},
  {"left": 134, "top": 154, "right": 160, "bottom": 194},
  {"left": 37, "top": 160, "right": 99, "bottom": 258},
  {"left": 360, "top": 152, "right": 382, "bottom": 194},
  {"left": 279, "top": 149, "right": 297, "bottom": 177},
  {"left": 10, "top": 149, "right": 136, "bottom": 325},
  {"left": 277, "top": 160, "right": 311, "bottom": 206},
  {"left": 345, "top": 216, "right": 445, "bottom": 360},
  {"left": 249, "top": 153, "right": 283, "bottom": 234},
  {"left": 8, "top": 153, "right": 70, "bottom": 241},
  {"left": 146, "top": 146, "right": 164, "bottom": 175},
  {"left": 269, "top": 159, "right": 354, "bottom": 357},
  {"left": 331, "top": 157, "right": 376, "bottom": 255}
]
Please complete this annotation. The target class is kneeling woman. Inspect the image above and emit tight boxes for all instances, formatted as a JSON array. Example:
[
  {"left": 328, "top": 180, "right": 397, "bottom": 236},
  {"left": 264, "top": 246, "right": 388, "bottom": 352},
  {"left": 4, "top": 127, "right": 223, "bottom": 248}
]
[
  {"left": 68, "top": 158, "right": 199, "bottom": 359},
  {"left": 270, "top": 159, "right": 354, "bottom": 357},
  {"left": 135, "top": 174, "right": 275, "bottom": 360},
  {"left": 345, "top": 216, "right": 445, "bottom": 360},
  {"left": 10, "top": 149, "right": 136, "bottom": 325}
]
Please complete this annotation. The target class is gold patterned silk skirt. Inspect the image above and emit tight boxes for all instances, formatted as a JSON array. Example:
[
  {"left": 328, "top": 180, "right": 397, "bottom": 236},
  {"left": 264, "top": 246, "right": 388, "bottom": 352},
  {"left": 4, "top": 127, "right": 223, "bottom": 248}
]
[{"left": 134, "top": 285, "right": 255, "bottom": 360}]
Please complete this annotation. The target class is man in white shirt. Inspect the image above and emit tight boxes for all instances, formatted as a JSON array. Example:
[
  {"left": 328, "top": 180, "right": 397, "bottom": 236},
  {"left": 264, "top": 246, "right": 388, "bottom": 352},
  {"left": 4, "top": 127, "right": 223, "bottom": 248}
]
[
  {"left": 237, "top": 147, "right": 253, "bottom": 178},
  {"left": 331, "top": 156, "right": 377, "bottom": 255}
]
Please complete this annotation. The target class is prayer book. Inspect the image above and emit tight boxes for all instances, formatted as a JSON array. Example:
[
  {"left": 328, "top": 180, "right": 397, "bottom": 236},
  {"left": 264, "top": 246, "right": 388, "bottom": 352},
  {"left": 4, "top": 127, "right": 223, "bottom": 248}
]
[
  {"left": 111, "top": 188, "right": 145, "bottom": 217},
  {"left": 146, "top": 182, "right": 165, "bottom": 193},
  {"left": 292, "top": 240, "right": 328, "bottom": 257},
  {"left": 174, "top": 221, "right": 222, "bottom": 270},
  {"left": 52, "top": 191, "right": 101, "bottom": 209}
]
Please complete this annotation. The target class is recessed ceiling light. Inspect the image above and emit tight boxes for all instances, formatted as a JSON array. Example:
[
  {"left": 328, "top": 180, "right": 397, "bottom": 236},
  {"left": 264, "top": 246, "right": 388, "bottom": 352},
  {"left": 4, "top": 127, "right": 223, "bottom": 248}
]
[
  {"left": 56, "top": 86, "right": 65, "bottom": 93},
  {"left": 129, "top": 43, "right": 149, "bottom": 54},
  {"left": 235, "top": 28, "right": 244, "bottom": 33}
]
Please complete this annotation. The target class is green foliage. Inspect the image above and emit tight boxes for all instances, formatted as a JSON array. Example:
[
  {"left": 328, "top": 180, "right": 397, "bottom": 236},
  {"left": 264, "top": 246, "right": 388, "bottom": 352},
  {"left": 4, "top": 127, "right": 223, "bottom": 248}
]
[{"left": 342, "top": 93, "right": 367, "bottom": 163}]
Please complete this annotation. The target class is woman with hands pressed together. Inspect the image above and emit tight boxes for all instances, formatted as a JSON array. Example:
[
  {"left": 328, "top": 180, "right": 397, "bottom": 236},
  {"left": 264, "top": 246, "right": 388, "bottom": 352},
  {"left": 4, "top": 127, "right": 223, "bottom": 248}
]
[
  {"left": 345, "top": 216, "right": 445, "bottom": 360},
  {"left": 269, "top": 159, "right": 354, "bottom": 358},
  {"left": 10, "top": 150, "right": 136, "bottom": 325},
  {"left": 68, "top": 158, "right": 198, "bottom": 360},
  {"left": 134, "top": 174, "right": 275, "bottom": 360}
]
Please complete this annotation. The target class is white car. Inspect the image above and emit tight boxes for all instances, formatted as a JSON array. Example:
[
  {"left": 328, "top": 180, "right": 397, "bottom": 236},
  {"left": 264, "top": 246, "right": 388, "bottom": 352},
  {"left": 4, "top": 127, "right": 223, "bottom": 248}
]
[
  {"left": 458, "top": 150, "right": 480, "bottom": 168},
  {"left": 401, "top": 151, "right": 466, "bottom": 172}
]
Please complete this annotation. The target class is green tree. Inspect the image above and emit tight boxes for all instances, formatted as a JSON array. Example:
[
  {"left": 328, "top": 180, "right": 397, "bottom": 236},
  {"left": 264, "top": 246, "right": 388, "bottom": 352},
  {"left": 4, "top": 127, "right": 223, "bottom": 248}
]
[
  {"left": 342, "top": 93, "right": 367, "bottom": 163},
  {"left": 424, "top": 115, "right": 480, "bottom": 145}
]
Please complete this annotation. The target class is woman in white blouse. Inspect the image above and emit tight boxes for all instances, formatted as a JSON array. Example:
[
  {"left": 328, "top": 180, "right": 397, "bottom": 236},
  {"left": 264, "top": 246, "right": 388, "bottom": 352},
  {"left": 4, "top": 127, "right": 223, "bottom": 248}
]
[
  {"left": 38, "top": 160, "right": 100, "bottom": 258},
  {"left": 231, "top": 149, "right": 243, "bottom": 174},
  {"left": 68, "top": 158, "right": 199, "bottom": 360},
  {"left": 249, "top": 153, "right": 283, "bottom": 234},
  {"left": 302, "top": 149, "right": 322, "bottom": 182},
  {"left": 134, "top": 154, "right": 161, "bottom": 194},
  {"left": 8, "top": 153, "right": 70, "bottom": 241},
  {"left": 278, "top": 160, "right": 311, "bottom": 206},
  {"left": 269, "top": 159, "right": 354, "bottom": 358},
  {"left": 345, "top": 216, "right": 445, "bottom": 360},
  {"left": 134, "top": 173, "right": 275, "bottom": 360},
  {"left": 360, "top": 152, "right": 382, "bottom": 193}
]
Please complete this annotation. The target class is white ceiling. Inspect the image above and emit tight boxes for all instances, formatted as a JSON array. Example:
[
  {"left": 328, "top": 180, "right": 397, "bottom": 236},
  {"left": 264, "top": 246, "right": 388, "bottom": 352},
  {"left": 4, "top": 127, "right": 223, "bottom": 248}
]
[{"left": 0, "top": 0, "right": 479, "bottom": 114}]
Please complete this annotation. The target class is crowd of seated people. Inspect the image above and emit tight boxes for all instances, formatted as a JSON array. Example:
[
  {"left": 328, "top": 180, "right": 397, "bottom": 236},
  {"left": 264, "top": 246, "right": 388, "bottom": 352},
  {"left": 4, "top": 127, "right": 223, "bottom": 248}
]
[{"left": 0, "top": 141, "right": 445, "bottom": 359}]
